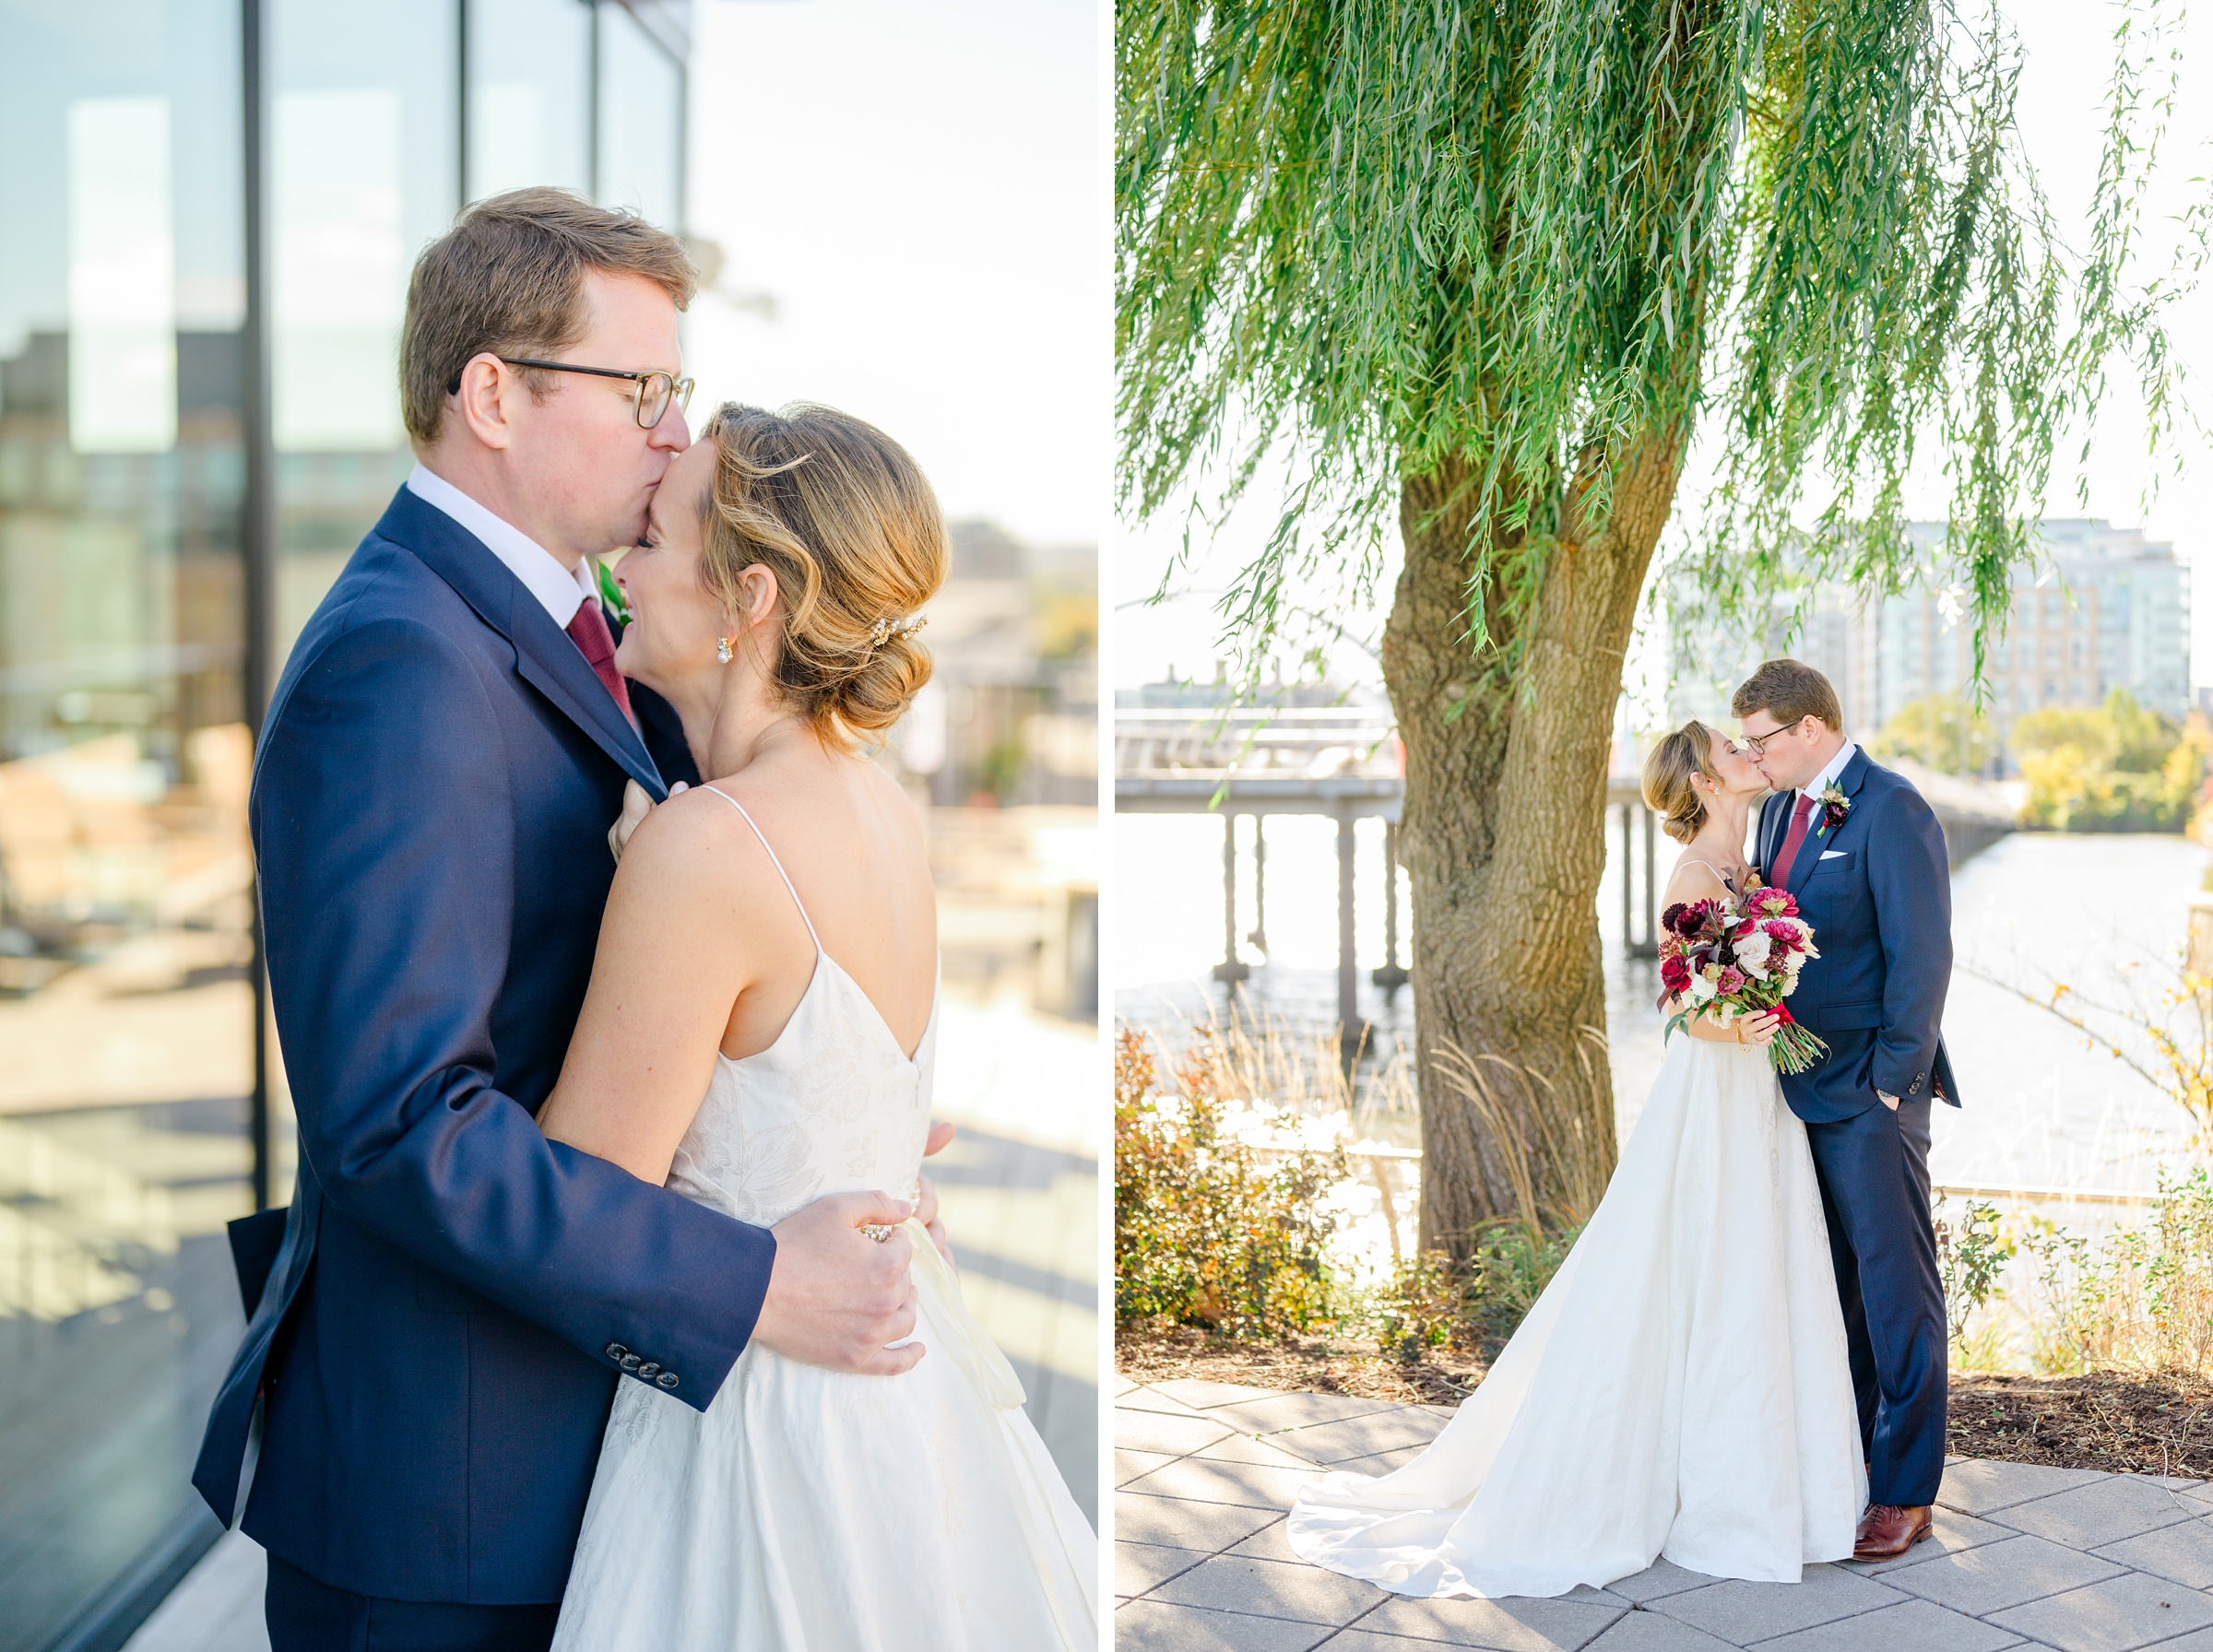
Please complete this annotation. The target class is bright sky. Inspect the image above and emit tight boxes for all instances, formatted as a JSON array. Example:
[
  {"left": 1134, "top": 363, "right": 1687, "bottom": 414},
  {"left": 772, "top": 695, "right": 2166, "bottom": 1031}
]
[
  {"left": 1114, "top": 1, "right": 2213, "bottom": 694},
  {"left": 682, "top": 0, "right": 1101, "bottom": 549}
]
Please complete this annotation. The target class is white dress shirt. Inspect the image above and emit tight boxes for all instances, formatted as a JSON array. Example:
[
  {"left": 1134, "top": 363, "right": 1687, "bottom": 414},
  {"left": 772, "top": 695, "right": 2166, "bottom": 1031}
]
[
  {"left": 406, "top": 463, "right": 598, "bottom": 629},
  {"left": 1796, "top": 738, "right": 1858, "bottom": 808}
]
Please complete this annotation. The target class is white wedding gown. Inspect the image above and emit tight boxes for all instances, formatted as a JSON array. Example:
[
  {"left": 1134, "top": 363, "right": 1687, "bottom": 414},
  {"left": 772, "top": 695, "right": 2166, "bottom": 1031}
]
[
  {"left": 552, "top": 791, "right": 1097, "bottom": 1649},
  {"left": 1287, "top": 1035, "right": 1864, "bottom": 1599}
]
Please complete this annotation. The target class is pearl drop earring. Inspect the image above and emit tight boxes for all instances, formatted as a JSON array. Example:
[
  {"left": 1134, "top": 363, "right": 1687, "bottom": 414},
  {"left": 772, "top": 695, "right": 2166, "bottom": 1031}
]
[{"left": 716, "top": 637, "right": 733, "bottom": 664}]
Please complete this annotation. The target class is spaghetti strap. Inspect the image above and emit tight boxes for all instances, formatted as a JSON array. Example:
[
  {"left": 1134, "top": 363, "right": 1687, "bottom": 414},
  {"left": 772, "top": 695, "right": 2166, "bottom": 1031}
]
[
  {"left": 698, "top": 785, "right": 823, "bottom": 953},
  {"left": 1677, "top": 857, "right": 1741, "bottom": 891}
]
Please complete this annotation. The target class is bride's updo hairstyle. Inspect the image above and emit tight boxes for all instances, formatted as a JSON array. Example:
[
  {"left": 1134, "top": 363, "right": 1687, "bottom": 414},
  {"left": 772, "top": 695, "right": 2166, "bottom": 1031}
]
[
  {"left": 1641, "top": 720, "right": 1724, "bottom": 844},
  {"left": 697, "top": 401, "right": 949, "bottom": 749}
]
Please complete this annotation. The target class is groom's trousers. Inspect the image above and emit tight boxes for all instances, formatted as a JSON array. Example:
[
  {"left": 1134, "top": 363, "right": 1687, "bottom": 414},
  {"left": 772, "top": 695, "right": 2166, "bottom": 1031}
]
[
  {"left": 1803, "top": 1094, "right": 1948, "bottom": 1510},
  {"left": 266, "top": 1556, "right": 558, "bottom": 1652}
]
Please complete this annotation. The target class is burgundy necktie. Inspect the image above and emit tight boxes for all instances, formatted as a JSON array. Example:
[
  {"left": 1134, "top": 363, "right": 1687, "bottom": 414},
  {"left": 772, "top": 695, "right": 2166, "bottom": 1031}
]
[
  {"left": 1769, "top": 793, "right": 1817, "bottom": 888},
  {"left": 565, "top": 599, "right": 635, "bottom": 726}
]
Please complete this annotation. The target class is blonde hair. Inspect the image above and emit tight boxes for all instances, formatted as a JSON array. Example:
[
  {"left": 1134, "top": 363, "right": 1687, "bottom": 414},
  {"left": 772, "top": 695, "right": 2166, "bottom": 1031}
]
[
  {"left": 401, "top": 187, "right": 697, "bottom": 444},
  {"left": 699, "top": 401, "right": 949, "bottom": 749},
  {"left": 1641, "top": 720, "right": 1725, "bottom": 843}
]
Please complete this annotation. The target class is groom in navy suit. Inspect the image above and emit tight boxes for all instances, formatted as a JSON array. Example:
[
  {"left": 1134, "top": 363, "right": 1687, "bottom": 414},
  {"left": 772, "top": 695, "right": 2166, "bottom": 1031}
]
[
  {"left": 1734, "top": 658, "right": 1959, "bottom": 1563},
  {"left": 193, "top": 190, "right": 941, "bottom": 1650}
]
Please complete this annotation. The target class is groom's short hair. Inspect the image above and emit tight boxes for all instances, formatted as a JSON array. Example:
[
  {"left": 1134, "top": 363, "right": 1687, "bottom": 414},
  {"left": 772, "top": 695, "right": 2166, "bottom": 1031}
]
[
  {"left": 1732, "top": 658, "right": 1842, "bottom": 730},
  {"left": 400, "top": 187, "right": 697, "bottom": 445}
]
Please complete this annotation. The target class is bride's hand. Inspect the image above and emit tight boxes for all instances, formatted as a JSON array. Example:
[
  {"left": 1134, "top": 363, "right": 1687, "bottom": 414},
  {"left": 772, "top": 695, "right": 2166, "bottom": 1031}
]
[
  {"left": 608, "top": 778, "right": 687, "bottom": 864},
  {"left": 1735, "top": 1010, "right": 1782, "bottom": 1047},
  {"left": 752, "top": 1190, "right": 924, "bottom": 1375}
]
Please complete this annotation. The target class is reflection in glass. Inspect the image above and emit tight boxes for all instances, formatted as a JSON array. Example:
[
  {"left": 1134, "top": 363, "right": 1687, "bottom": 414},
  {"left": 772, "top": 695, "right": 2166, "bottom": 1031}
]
[
  {"left": 270, "top": 0, "right": 457, "bottom": 668},
  {"left": 0, "top": 2, "right": 252, "bottom": 1645},
  {"left": 467, "top": 0, "right": 593, "bottom": 201},
  {"left": 597, "top": 3, "right": 681, "bottom": 233}
]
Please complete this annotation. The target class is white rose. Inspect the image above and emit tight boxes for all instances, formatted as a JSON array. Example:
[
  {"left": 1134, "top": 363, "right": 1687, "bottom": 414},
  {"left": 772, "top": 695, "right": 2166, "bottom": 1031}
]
[
  {"left": 1734, "top": 931, "right": 1772, "bottom": 977},
  {"left": 1689, "top": 973, "right": 1719, "bottom": 1002}
]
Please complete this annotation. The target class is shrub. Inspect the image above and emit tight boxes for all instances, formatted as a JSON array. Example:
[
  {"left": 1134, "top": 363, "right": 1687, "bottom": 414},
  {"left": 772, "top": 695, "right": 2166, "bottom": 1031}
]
[
  {"left": 2014, "top": 690, "right": 2204, "bottom": 832},
  {"left": 2026, "top": 1166, "right": 2213, "bottom": 1378},
  {"left": 1114, "top": 1027, "right": 1350, "bottom": 1336}
]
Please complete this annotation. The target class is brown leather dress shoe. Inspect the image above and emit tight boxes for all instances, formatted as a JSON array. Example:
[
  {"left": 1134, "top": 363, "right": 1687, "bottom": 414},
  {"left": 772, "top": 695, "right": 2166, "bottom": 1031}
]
[{"left": 1853, "top": 1504, "right": 1933, "bottom": 1560}]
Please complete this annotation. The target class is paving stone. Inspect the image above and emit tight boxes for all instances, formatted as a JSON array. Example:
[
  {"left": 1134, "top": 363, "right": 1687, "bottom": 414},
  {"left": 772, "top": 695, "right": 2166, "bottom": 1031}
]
[
  {"left": 1209, "top": 1391, "right": 1404, "bottom": 1434},
  {"left": 1881, "top": 1532, "right": 2126, "bottom": 1615},
  {"left": 1121, "top": 1448, "right": 1180, "bottom": 1485},
  {"left": 1741, "top": 1597, "right": 2023, "bottom": 1652},
  {"left": 1265, "top": 1409, "right": 1455, "bottom": 1466},
  {"left": 1119, "top": 1388, "right": 1226, "bottom": 1420},
  {"left": 1119, "top": 1375, "right": 1144, "bottom": 1395},
  {"left": 1986, "top": 1567, "right": 2213, "bottom": 1652},
  {"left": 1120, "top": 1409, "right": 1239, "bottom": 1457},
  {"left": 1118, "top": 1492, "right": 1284, "bottom": 1551},
  {"left": 1649, "top": 1564, "right": 1903, "bottom": 1643},
  {"left": 1193, "top": 1434, "right": 1330, "bottom": 1471},
  {"left": 1936, "top": 1459, "right": 2110, "bottom": 1516},
  {"left": 2152, "top": 1477, "right": 2207, "bottom": 1491},
  {"left": 1604, "top": 1561, "right": 1721, "bottom": 1604},
  {"left": 1328, "top": 1446, "right": 1430, "bottom": 1477},
  {"left": 1154, "top": 1379, "right": 1288, "bottom": 1410},
  {"left": 1840, "top": 1505, "right": 2016, "bottom": 1576},
  {"left": 1122, "top": 1540, "right": 1213, "bottom": 1596},
  {"left": 1114, "top": 1599, "right": 1339, "bottom": 1651},
  {"left": 1151, "top": 1554, "right": 1385, "bottom": 1625},
  {"left": 1354, "top": 1590, "right": 1627, "bottom": 1649},
  {"left": 1987, "top": 1473, "right": 2193, "bottom": 1547},
  {"left": 2091, "top": 1515, "right": 2213, "bottom": 1588},
  {"left": 1122, "top": 1455, "right": 1320, "bottom": 1510},
  {"left": 1580, "top": 1614, "right": 1743, "bottom": 1651},
  {"left": 1226, "top": 1519, "right": 1302, "bottom": 1565}
]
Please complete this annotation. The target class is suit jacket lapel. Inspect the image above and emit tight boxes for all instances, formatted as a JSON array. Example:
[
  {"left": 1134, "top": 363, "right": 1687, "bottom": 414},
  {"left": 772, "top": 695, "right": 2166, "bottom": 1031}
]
[{"left": 377, "top": 490, "right": 667, "bottom": 799}]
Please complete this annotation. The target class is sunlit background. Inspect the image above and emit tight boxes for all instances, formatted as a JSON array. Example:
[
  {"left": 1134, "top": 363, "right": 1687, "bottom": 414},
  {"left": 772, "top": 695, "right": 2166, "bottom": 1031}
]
[{"left": 0, "top": 3, "right": 1097, "bottom": 1646}]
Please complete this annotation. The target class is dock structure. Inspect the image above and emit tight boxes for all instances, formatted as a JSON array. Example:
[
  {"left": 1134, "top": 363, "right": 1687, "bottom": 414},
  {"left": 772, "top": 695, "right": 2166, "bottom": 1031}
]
[
  {"left": 1116, "top": 704, "right": 1406, "bottom": 1044},
  {"left": 1118, "top": 710, "right": 2020, "bottom": 1034}
]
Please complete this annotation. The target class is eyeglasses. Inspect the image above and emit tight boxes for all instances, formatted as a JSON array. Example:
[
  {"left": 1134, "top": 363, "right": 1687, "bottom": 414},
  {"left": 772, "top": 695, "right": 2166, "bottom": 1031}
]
[
  {"left": 448, "top": 357, "right": 696, "bottom": 429},
  {"left": 1740, "top": 718, "right": 1807, "bottom": 756}
]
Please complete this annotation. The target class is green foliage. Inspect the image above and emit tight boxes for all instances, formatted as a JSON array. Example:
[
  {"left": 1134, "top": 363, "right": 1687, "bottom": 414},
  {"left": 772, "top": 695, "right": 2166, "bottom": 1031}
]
[
  {"left": 1368, "top": 1218, "right": 1582, "bottom": 1359},
  {"left": 2025, "top": 1167, "right": 2213, "bottom": 1377},
  {"left": 1114, "top": 1028, "right": 1349, "bottom": 1335},
  {"left": 1872, "top": 694, "right": 1997, "bottom": 776},
  {"left": 1118, "top": 0, "right": 2191, "bottom": 690},
  {"left": 2014, "top": 689, "right": 2203, "bottom": 831},
  {"left": 1936, "top": 1197, "right": 2015, "bottom": 1363}
]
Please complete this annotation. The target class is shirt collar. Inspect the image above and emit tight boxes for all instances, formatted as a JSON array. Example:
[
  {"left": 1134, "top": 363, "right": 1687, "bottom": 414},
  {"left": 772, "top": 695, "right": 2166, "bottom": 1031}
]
[
  {"left": 1801, "top": 738, "right": 1858, "bottom": 801},
  {"left": 406, "top": 462, "right": 591, "bottom": 630}
]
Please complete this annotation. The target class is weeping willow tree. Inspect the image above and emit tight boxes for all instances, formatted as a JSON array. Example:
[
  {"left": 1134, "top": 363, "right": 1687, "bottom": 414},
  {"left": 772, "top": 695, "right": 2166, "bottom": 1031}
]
[{"left": 1118, "top": 1, "right": 2189, "bottom": 1252}]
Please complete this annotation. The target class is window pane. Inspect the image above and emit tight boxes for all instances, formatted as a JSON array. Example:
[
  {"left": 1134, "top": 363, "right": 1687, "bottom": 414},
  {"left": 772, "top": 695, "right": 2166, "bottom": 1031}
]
[
  {"left": 467, "top": 0, "right": 593, "bottom": 201},
  {"left": 270, "top": 0, "right": 457, "bottom": 667},
  {"left": 596, "top": 3, "right": 681, "bottom": 230},
  {"left": 0, "top": 1, "right": 253, "bottom": 1646}
]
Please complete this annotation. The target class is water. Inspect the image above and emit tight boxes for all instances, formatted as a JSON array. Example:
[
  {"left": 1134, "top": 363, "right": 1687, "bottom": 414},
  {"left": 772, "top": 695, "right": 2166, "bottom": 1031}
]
[{"left": 1116, "top": 814, "right": 2211, "bottom": 1194}]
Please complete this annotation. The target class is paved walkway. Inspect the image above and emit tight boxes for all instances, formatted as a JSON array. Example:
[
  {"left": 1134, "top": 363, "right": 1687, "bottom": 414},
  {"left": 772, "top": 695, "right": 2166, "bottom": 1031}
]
[{"left": 1117, "top": 1379, "right": 2213, "bottom": 1651}]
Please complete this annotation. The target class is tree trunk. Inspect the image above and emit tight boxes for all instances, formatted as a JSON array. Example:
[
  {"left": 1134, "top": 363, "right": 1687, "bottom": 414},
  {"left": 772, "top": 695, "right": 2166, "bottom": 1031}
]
[{"left": 1383, "top": 437, "right": 1685, "bottom": 1253}]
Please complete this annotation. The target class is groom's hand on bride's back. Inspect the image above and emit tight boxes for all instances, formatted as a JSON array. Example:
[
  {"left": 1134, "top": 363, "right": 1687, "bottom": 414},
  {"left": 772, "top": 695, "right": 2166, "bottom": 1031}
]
[{"left": 753, "top": 1190, "right": 925, "bottom": 1374}]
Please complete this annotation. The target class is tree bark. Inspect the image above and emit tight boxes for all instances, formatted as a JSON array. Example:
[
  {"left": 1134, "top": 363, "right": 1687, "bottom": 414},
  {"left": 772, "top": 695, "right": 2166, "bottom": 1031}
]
[{"left": 1383, "top": 436, "right": 1686, "bottom": 1252}]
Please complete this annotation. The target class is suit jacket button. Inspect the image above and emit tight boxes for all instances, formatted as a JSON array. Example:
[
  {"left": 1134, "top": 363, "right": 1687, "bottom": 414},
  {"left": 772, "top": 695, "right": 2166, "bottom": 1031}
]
[
  {"left": 621, "top": 1353, "right": 642, "bottom": 1371},
  {"left": 657, "top": 1371, "right": 679, "bottom": 1389},
  {"left": 605, "top": 1343, "right": 628, "bottom": 1363},
  {"left": 637, "top": 1363, "right": 661, "bottom": 1380}
]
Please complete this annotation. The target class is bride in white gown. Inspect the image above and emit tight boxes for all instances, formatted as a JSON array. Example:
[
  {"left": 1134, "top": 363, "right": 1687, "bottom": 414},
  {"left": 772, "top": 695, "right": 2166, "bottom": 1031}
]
[
  {"left": 535, "top": 403, "right": 1095, "bottom": 1648},
  {"left": 1288, "top": 722, "right": 1864, "bottom": 1599}
]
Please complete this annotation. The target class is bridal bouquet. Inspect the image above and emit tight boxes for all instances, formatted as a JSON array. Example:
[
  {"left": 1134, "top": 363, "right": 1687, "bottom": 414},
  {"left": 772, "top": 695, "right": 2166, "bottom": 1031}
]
[{"left": 1658, "top": 886, "right": 1829, "bottom": 1074}]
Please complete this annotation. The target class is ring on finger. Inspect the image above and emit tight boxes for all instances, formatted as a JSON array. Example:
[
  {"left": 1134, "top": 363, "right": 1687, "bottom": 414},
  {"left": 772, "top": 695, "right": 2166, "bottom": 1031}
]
[{"left": 859, "top": 1223, "right": 893, "bottom": 1243}]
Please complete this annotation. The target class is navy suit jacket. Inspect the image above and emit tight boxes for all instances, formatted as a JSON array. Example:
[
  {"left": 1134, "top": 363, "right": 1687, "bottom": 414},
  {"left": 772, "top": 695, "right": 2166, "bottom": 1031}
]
[
  {"left": 192, "top": 488, "right": 775, "bottom": 1603},
  {"left": 1757, "top": 748, "right": 1962, "bottom": 1124}
]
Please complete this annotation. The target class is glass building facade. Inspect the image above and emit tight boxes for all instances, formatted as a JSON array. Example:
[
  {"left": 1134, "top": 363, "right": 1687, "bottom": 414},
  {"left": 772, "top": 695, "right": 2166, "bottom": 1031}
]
[{"left": 0, "top": 4, "right": 687, "bottom": 1646}]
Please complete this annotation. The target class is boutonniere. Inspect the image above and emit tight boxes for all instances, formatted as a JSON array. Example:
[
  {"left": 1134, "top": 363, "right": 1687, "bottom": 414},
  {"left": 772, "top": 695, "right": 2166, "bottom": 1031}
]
[
  {"left": 596, "top": 558, "right": 633, "bottom": 625},
  {"left": 1814, "top": 785, "right": 1850, "bottom": 835}
]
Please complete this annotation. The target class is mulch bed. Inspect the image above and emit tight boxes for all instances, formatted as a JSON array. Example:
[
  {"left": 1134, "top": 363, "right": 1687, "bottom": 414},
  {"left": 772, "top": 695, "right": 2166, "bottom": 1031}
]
[
  {"left": 1948, "top": 1372, "right": 2213, "bottom": 1479},
  {"left": 1119, "top": 1328, "right": 2213, "bottom": 1478}
]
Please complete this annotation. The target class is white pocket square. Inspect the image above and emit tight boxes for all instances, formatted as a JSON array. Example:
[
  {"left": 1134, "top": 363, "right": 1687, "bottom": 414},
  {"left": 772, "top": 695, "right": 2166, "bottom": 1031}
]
[{"left": 1819, "top": 850, "right": 1846, "bottom": 859}]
